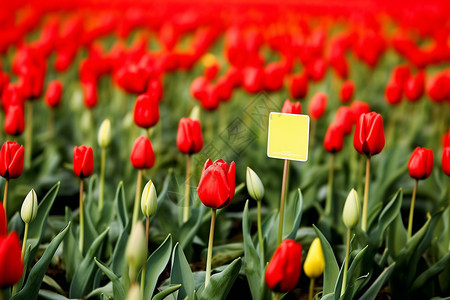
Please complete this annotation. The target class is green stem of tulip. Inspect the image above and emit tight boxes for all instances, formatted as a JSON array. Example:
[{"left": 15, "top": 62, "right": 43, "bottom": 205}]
[
  {"left": 273, "top": 292, "right": 279, "bottom": 300},
  {"left": 357, "top": 155, "right": 364, "bottom": 195},
  {"left": 309, "top": 277, "right": 315, "bottom": 300},
  {"left": 79, "top": 179, "right": 84, "bottom": 254},
  {"left": 99, "top": 148, "right": 106, "bottom": 211},
  {"left": 310, "top": 119, "right": 316, "bottom": 148},
  {"left": 25, "top": 101, "right": 33, "bottom": 169},
  {"left": 21, "top": 222, "right": 29, "bottom": 261},
  {"left": 257, "top": 200, "right": 264, "bottom": 262},
  {"left": 3, "top": 179, "right": 8, "bottom": 215},
  {"left": 183, "top": 155, "right": 192, "bottom": 223},
  {"left": 341, "top": 228, "right": 351, "bottom": 296},
  {"left": 141, "top": 217, "right": 150, "bottom": 295},
  {"left": 132, "top": 170, "right": 143, "bottom": 226},
  {"left": 361, "top": 157, "right": 370, "bottom": 232},
  {"left": 277, "top": 159, "right": 290, "bottom": 246},
  {"left": 407, "top": 179, "right": 418, "bottom": 240},
  {"left": 205, "top": 208, "right": 216, "bottom": 287},
  {"left": 325, "top": 154, "right": 335, "bottom": 216},
  {"left": 47, "top": 108, "right": 55, "bottom": 137}
]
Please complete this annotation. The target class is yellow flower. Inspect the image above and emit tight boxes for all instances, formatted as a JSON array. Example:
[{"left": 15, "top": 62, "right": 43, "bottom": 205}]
[{"left": 303, "top": 238, "right": 325, "bottom": 278}]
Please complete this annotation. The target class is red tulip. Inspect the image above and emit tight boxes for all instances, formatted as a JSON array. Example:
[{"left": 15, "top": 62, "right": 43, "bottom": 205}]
[
  {"left": 442, "top": 147, "right": 450, "bottom": 176},
  {"left": 408, "top": 147, "right": 433, "bottom": 180},
  {"left": 307, "top": 57, "right": 326, "bottom": 82},
  {"left": 4, "top": 105, "right": 25, "bottom": 136},
  {"left": 427, "top": 72, "right": 450, "bottom": 103},
  {"left": 133, "top": 94, "right": 160, "bottom": 129},
  {"left": 324, "top": 123, "right": 344, "bottom": 153},
  {"left": 204, "top": 63, "right": 220, "bottom": 81},
  {"left": 404, "top": 71, "right": 425, "bottom": 102},
  {"left": 334, "top": 106, "right": 355, "bottom": 135},
  {"left": 281, "top": 99, "right": 301, "bottom": 115},
  {"left": 443, "top": 129, "right": 450, "bottom": 148},
  {"left": 145, "top": 78, "right": 163, "bottom": 102},
  {"left": 0, "top": 141, "right": 24, "bottom": 180},
  {"left": 114, "top": 64, "right": 149, "bottom": 94},
  {"left": 130, "top": 136, "right": 155, "bottom": 169},
  {"left": 353, "top": 112, "right": 385, "bottom": 157},
  {"left": 350, "top": 100, "right": 370, "bottom": 119},
  {"left": 385, "top": 80, "right": 403, "bottom": 105},
  {"left": 2, "top": 84, "right": 24, "bottom": 113},
  {"left": 81, "top": 80, "right": 98, "bottom": 108},
  {"left": 308, "top": 92, "right": 327, "bottom": 120},
  {"left": 216, "top": 76, "right": 233, "bottom": 102},
  {"left": 289, "top": 72, "right": 308, "bottom": 100},
  {"left": 73, "top": 145, "right": 94, "bottom": 179},
  {"left": 45, "top": 80, "right": 63, "bottom": 108},
  {"left": 265, "top": 239, "right": 302, "bottom": 292},
  {"left": 242, "top": 67, "right": 264, "bottom": 94},
  {"left": 177, "top": 118, "right": 203, "bottom": 154},
  {"left": 264, "top": 63, "right": 285, "bottom": 92},
  {"left": 340, "top": 80, "right": 354, "bottom": 103},
  {"left": 0, "top": 232, "right": 23, "bottom": 287},
  {"left": 197, "top": 159, "right": 235, "bottom": 209},
  {"left": 200, "top": 85, "right": 220, "bottom": 111},
  {"left": 391, "top": 65, "right": 411, "bottom": 86},
  {"left": 190, "top": 76, "right": 208, "bottom": 100},
  {"left": 0, "top": 205, "right": 6, "bottom": 236},
  {"left": 18, "top": 65, "right": 45, "bottom": 100}
]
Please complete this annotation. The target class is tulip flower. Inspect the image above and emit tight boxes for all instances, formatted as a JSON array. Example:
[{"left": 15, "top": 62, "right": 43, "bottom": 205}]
[
  {"left": 126, "top": 222, "right": 147, "bottom": 283},
  {"left": 265, "top": 239, "right": 302, "bottom": 293},
  {"left": 242, "top": 66, "right": 264, "bottom": 94},
  {"left": 334, "top": 106, "right": 355, "bottom": 135},
  {"left": 443, "top": 147, "right": 450, "bottom": 176},
  {"left": 98, "top": 119, "right": 111, "bottom": 211},
  {"left": 308, "top": 92, "right": 327, "bottom": 120},
  {"left": 407, "top": 147, "right": 434, "bottom": 239},
  {"left": 385, "top": 80, "right": 402, "bottom": 105},
  {"left": 350, "top": 100, "right": 370, "bottom": 119},
  {"left": 353, "top": 112, "right": 385, "bottom": 231},
  {"left": 20, "top": 189, "right": 37, "bottom": 261},
  {"left": 0, "top": 141, "right": 24, "bottom": 213},
  {"left": 304, "top": 238, "right": 324, "bottom": 300},
  {"left": 404, "top": 71, "right": 425, "bottom": 102},
  {"left": 0, "top": 232, "right": 23, "bottom": 288},
  {"left": 4, "top": 105, "right": 25, "bottom": 137},
  {"left": 339, "top": 80, "right": 354, "bottom": 103},
  {"left": 264, "top": 63, "right": 285, "bottom": 92},
  {"left": 44, "top": 80, "right": 63, "bottom": 108},
  {"left": 281, "top": 99, "right": 302, "bottom": 115},
  {"left": 197, "top": 158, "right": 235, "bottom": 287},
  {"left": 190, "top": 76, "right": 208, "bottom": 100},
  {"left": 246, "top": 167, "right": 265, "bottom": 260},
  {"left": 81, "top": 79, "right": 98, "bottom": 108},
  {"left": 289, "top": 72, "right": 308, "bottom": 100},
  {"left": 133, "top": 94, "right": 160, "bottom": 131},
  {"left": 73, "top": 145, "right": 94, "bottom": 253}
]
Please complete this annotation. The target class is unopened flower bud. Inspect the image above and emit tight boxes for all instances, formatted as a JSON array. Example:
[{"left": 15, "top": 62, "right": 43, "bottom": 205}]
[
  {"left": 21, "top": 189, "right": 38, "bottom": 224},
  {"left": 126, "top": 222, "right": 147, "bottom": 282},
  {"left": 342, "top": 189, "right": 360, "bottom": 229},
  {"left": 98, "top": 119, "right": 111, "bottom": 148},
  {"left": 303, "top": 238, "right": 324, "bottom": 278},
  {"left": 141, "top": 180, "right": 158, "bottom": 218},
  {"left": 246, "top": 167, "right": 264, "bottom": 201},
  {"left": 189, "top": 105, "right": 200, "bottom": 121},
  {"left": 126, "top": 283, "right": 142, "bottom": 300}
]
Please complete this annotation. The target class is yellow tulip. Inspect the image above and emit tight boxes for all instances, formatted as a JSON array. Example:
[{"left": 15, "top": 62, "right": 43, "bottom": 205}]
[{"left": 304, "top": 238, "right": 325, "bottom": 278}]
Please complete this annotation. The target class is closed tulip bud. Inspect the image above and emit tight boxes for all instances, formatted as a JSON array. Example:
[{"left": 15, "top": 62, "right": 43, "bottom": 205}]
[
  {"left": 98, "top": 119, "right": 111, "bottom": 148},
  {"left": 442, "top": 147, "right": 450, "bottom": 176},
  {"left": 190, "top": 76, "right": 208, "bottom": 100},
  {"left": 264, "top": 63, "right": 285, "bottom": 92},
  {"left": 408, "top": 147, "right": 433, "bottom": 180},
  {"left": 307, "top": 57, "right": 326, "bottom": 82},
  {"left": 0, "top": 232, "right": 24, "bottom": 287},
  {"left": 45, "top": 80, "right": 63, "bottom": 108},
  {"left": 21, "top": 189, "right": 38, "bottom": 224},
  {"left": 343, "top": 189, "right": 359, "bottom": 229},
  {"left": 308, "top": 92, "right": 327, "bottom": 120},
  {"left": 350, "top": 100, "right": 370, "bottom": 119},
  {"left": 4, "top": 105, "right": 25, "bottom": 136},
  {"left": 197, "top": 159, "right": 235, "bottom": 209},
  {"left": 189, "top": 106, "right": 200, "bottom": 121},
  {"left": 427, "top": 72, "right": 449, "bottom": 103},
  {"left": 246, "top": 167, "right": 264, "bottom": 201},
  {"left": 73, "top": 145, "right": 94, "bottom": 179},
  {"left": 392, "top": 64, "right": 410, "bottom": 86},
  {"left": 443, "top": 130, "right": 450, "bottom": 148},
  {"left": 125, "top": 222, "right": 147, "bottom": 282},
  {"left": 242, "top": 66, "right": 264, "bottom": 94},
  {"left": 289, "top": 72, "right": 308, "bottom": 100},
  {"left": 324, "top": 123, "right": 344, "bottom": 153},
  {"left": 176, "top": 118, "right": 203, "bottom": 154},
  {"left": 130, "top": 136, "right": 155, "bottom": 169},
  {"left": 133, "top": 94, "right": 160, "bottom": 129},
  {"left": 334, "top": 106, "right": 354, "bottom": 135},
  {"left": 353, "top": 112, "right": 385, "bottom": 157},
  {"left": 303, "top": 238, "right": 325, "bottom": 279},
  {"left": 0, "top": 141, "right": 24, "bottom": 180},
  {"left": 126, "top": 283, "right": 142, "bottom": 300},
  {"left": 339, "top": 80, "right": 354, "bottom": 103},
  {"left": 265, "top": 239, "right": 302, "bottom": 292},
  {"left": 385, "top": 80, "right": 402, "bottom": 105},
  {"left": 281, "top": 99, "right": 302, "bottom": 114},
  {"left": 0, "top": 205, "right": 6, "bottom": 236},
  {"left": 404, "top": 71, "right": 425, "bottom": 102},
  {"left": 141, "top": 180, "right": 157, "bottom": 218}
]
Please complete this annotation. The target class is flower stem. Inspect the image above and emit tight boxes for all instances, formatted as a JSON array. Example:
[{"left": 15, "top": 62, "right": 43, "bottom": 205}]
[
  {"left": 99, "top": 148, "right": 106, "bottom": 211},
  {"left": 277, "top": 159, "right": 290, "bottom": 246},
  {"left": 325, "top": 154, "right": 335, "bottom": 216},
  {"left": 79, "top": 179, "right": 84, "bottom": 254},
  {"left": 21, "top": 222, "right": 29, "bottom": 261},
  {"left": 141, "top": 217, "right": 150, "bottom": 295},
  {"left": 25, "top": 101, "right": 33, "bottom": 169},
  {"left": 257, "top": 200, "right": 264, "bottom": 262},
  {"left": 309, "top": 277, "right": 315, "bottom": 300},
  {"left": 407, "top": 179, "right": 418, "bottom": 240},
  {"left": 3, "top": 179, "right": 8, "bottom": 214},
  {"left": 341, "top": 228, "right": 351, "bottom": 296},
  {"left": 47, "top": 108, "right": 55, "bottom": 137},
  {"left": 205, "top": 208, "right": 216, "bottom": 287},
  {"left": 361, "top": 157, "right": 370, "bottom": 231},
  {"left": 183, "top": 155, "right": 192, "bottom": 223},
  {"left": 273, "top": 292, "right": 279, "bottom": 300},
  {"left": 310, "top": 119, "right": 316, "bottom": 148},
  {"left": 132, "top": 170, "right": 143, "bottom": 226}
]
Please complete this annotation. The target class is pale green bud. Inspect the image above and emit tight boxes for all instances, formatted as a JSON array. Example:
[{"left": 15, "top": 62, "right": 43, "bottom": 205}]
[
  {"left": 126, "top": 283, "right": 142, "bottom": 300},
  {"left": 342, "top": 189, "right": 360, "bottom": 229},
  {"left": 141, "top": 180, "right": 158, "bottom": 218},
  {"left": 189, "top": 105, "right": 200, "bottom": 121},
  {"left": 246, "top": 167, "right": 264, "bottom": 201},
  {"left": 98, "top": 119, "right": 112, "bottom": 148},
  {"left": 21, "top": 189, "right": 38, "bottom": 224},
  {"left": 126, "top": 222, "right": 147, "bottom": 282}
]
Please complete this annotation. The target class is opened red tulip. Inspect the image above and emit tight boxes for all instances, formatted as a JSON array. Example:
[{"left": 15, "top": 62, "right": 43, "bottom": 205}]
[
  {"left": 177, "top": 118, "right": 203, "bottom": 154},
  {"left": 308, "top": 92, "right": 327, "bottom": 120},
  {"left": 442, "top": 147, "right": 450, "bottom": 176},
  {"left": 353, "top": 112, "right": 385, "bottom": 157},
  {"left": 130, "top": 136, "right": 155, "bottom": 169},
  {"left": 0, "top": 141, "right": 24, "bottom": 180},
  {"left": 4, "top": 105, "right": 25, "bottom": 136},
  {"left": 408, "top": 147, "right": 433, "bottom": 180},
  {"left": 45, "top": 80, "right": 63, "bottom": 108},
  {"left": 0, "top": 232, "right": 23, "bottom": 287},
  {"left": 73, "top": 146, "right": 94, "bottom": 179},
  {"left": 265, "top": 239, "right": 302, "bottom": 293},
  {"left": 340, "top": 80, "right": 354, "bottom": 103},
  {"left": 197, "top": 159, "right": 235, "bottom": 209},
  {"left": 324, "top": 123, "right": 344, "bottom": 153},
  {"left": 0, "top": 205, "right": 6, "bottom": 236},
  {"left": 133, "top": 94, "right": 160, "bottom": 129},
  {"left": 289, "top": 72, "right": 308, "bottom": 100},
  {"left": 281, "top": 99, "right": 301, "bottom": 114}
]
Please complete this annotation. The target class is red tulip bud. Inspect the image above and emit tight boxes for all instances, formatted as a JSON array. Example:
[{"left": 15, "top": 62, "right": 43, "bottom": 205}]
[
  {"left": 427, "top": 72, "right": 450, "bottom": 103},
  {"left": 281, "top": 99, "right": 301, "bottom": 114},
  {"left": 308, "top": 92, "right": 327, "bottom": 120},
  {"left": 0, "top": 232, "right": 24, "bottom": 287},
  {"left": 350, "top": 100, "right": 370, "bottom": 119},
  {"left": 4, "top": 105, "right": 25, "bottom": 136},
  {"left": 289, "top": 72, "right": 308, "bottom": 100},
  {"left": 130, "top": 136, "right": 155, "bottom": 169},
  {"left": 264, "top": 63, "right": 285, "bottom": 92},
  {"left": 45, "top": 80, "right": 63, "bottom": 108},
  {"left": 392, "top": 65, "right": 410, "bottom": 86},
  {"left": 242, "top": 67, "right": 264, "bottom": 94},
  {"left": 0, "top": 141, "right": 24, "bottom": 180},
  {"left": 404, "top": 71, "right": 425, "bottom": 102},
  {"left": 82, "top": 80, "right": 98, "bottom": 108},
  {"left": 177, "top": 118, "right": 203, "bottom": 154},
  {"left": 385, "top": 80, "right": 403, "bottom": 105},
  {"left": 73, "top": 145, "right": 94, "bottom": 179},
  {"left": 324, "top": 123, "right": 345, "bottom": 153},
  {"left": 353, "top": 112, "right": 385, "bottom": 157},
  {"left": 443, "top": 129, "right": 450, "bottom": 148},
  {"left": 307, "top": 57, "right": 326, "bottom": 82},
  {"left": 408, "top": 147, "right": 433, "bottom": 180},
  {"left": 334, "top": 106, "right": 355, "bottom": 135},
  {"left": 442, "top": 147, "right": 450, "bottom": 176},
  {"left": 133, "top": 94, "right": 160, "bottom": 129},
  {"left": 190, "top": 76, "right": 208, "bottom": 100},
  {"left": 339, "top": 80, "right": 354, "bottom": 103}
]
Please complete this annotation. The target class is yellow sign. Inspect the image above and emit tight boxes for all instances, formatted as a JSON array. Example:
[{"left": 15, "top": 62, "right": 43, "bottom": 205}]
[{"left": 267, "top": 112, "right": 310, "bottom": 161}]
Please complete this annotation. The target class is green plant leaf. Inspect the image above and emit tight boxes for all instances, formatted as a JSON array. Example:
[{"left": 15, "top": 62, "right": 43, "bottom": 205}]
[
  {"left": 94, "top": 257, "right": 126, "bottom": 300},
  {"left": 62, "top": 207, "right": 83, "bottom": 282},
  {"left": 411, "top": 252, "right": 450, "bottom": 292},
  {"left": 111, "top": 224, "right": 130, "bottom": 276},
  {"left": 341, "top": 246, "right": 369, "bottom": 300},
  {"left": 114, "top": 181, "right": 128, "bottom": 229},
  {"left": 38, "top": 290, "right": 70, "bottom": 300},
  {"left": 143, "top": 234, "right": 173, "bottom": 300},
  {"left": 359, "top": 263, "right": 395, "bottom": 300},
  {"left": 179, "top": 205, "right": 205, "bottom": 250},
  {"left": 11, "top": 222, "right": 70, "bottom": 300},
  {"left": 284, "top": 188, "right": 303, "bottom": 240},
  {"left": 152, "top": 284, "right": 182, "bottom": 300},
  {"left": 170, "top": 242, "right": 194, "bottom": 300},
  {"left": 386, "top": 214, "right": 407, "bottom": 260},
  {"left": 313, "top": 225, "right": 339, "bottom": 296}
]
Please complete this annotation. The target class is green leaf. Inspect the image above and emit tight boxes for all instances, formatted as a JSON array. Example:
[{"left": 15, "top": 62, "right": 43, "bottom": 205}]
[
  {"left": 114, "top": 181, "right": 128, "bottom": 229},
  {"left": 11, "top": 222, "right": 70, "bottom": 300},
  {"left": 359, "top": 263, "right": 395, "bottom": 300},
  {"left": 411, "top": 252, "right": 450, "bottom": 292},
  {"left": 170, "top": 242, "right": 194, "bottom": 300},
  {"left": 313, "top": 225, "right": 339, "bottom": 296},
  {"left": 38, "top": 290, "right": 70, "bottom": 300},
  {"left": 42, "top": 275, "right": 65, "bottom": 296},
  {"left": 111, "top": 224, "right": 130, "bottom": 276},
  {"left": 284, "top": 189, "right": 303, "bottom": 240},
  {"left": 143, "top": 234, "right": 173, "bottom": 300},
  {"left": 94, "top": 258, "right": 126, "bottom": 300},
  {"left": 386, "top": 214, "right": 407, "bottom": 259},
  {"left": 69, "top": 227, "right": 110, "bottom": 298},
  {"left": 152, "top": 284, "right": 182, "bottom": 300},
  {"left": 197, "top": 258, "right": 242, "bottom": 300},
  {"left": 86, "top": 282, "right": 113, "bottom": 299},
  {"left": 341, "top": 246, "right": 369, "bottom": 300},
  {"left": 62, "top": 207, "right": 83, "bottom": 282},
  {"left": 179, "top": 205, "right": 205, "bottom": 250}
]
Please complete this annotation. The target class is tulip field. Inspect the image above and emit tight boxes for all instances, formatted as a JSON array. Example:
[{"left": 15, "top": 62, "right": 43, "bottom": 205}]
[{"left": 1, "top": 0, "right": 450, "bottom": 299}]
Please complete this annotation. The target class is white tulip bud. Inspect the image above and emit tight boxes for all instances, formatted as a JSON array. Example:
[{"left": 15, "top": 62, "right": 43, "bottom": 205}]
[
  {"left": 342, "top": 189, "right": 360, "bottom": 229},
  {"left": 21, "top": 189, "right": 38, "bottom": 224},
  {"left": 98, "top": 119, "right": 112, "bottom": 148},
  {"left": 246, "top": 167, "right": 264, "bottom": 201},
  {"left": 141, "top": 180, "right": 158, "bottom": 218},
  {"left": 126, "top": 222, "right": 147, "bottom": 282}
]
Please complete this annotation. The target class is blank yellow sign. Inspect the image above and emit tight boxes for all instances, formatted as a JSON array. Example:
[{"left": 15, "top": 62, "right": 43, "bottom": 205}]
[{"left": 267, "top": 112, "right": 310, "bottom": 161}]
